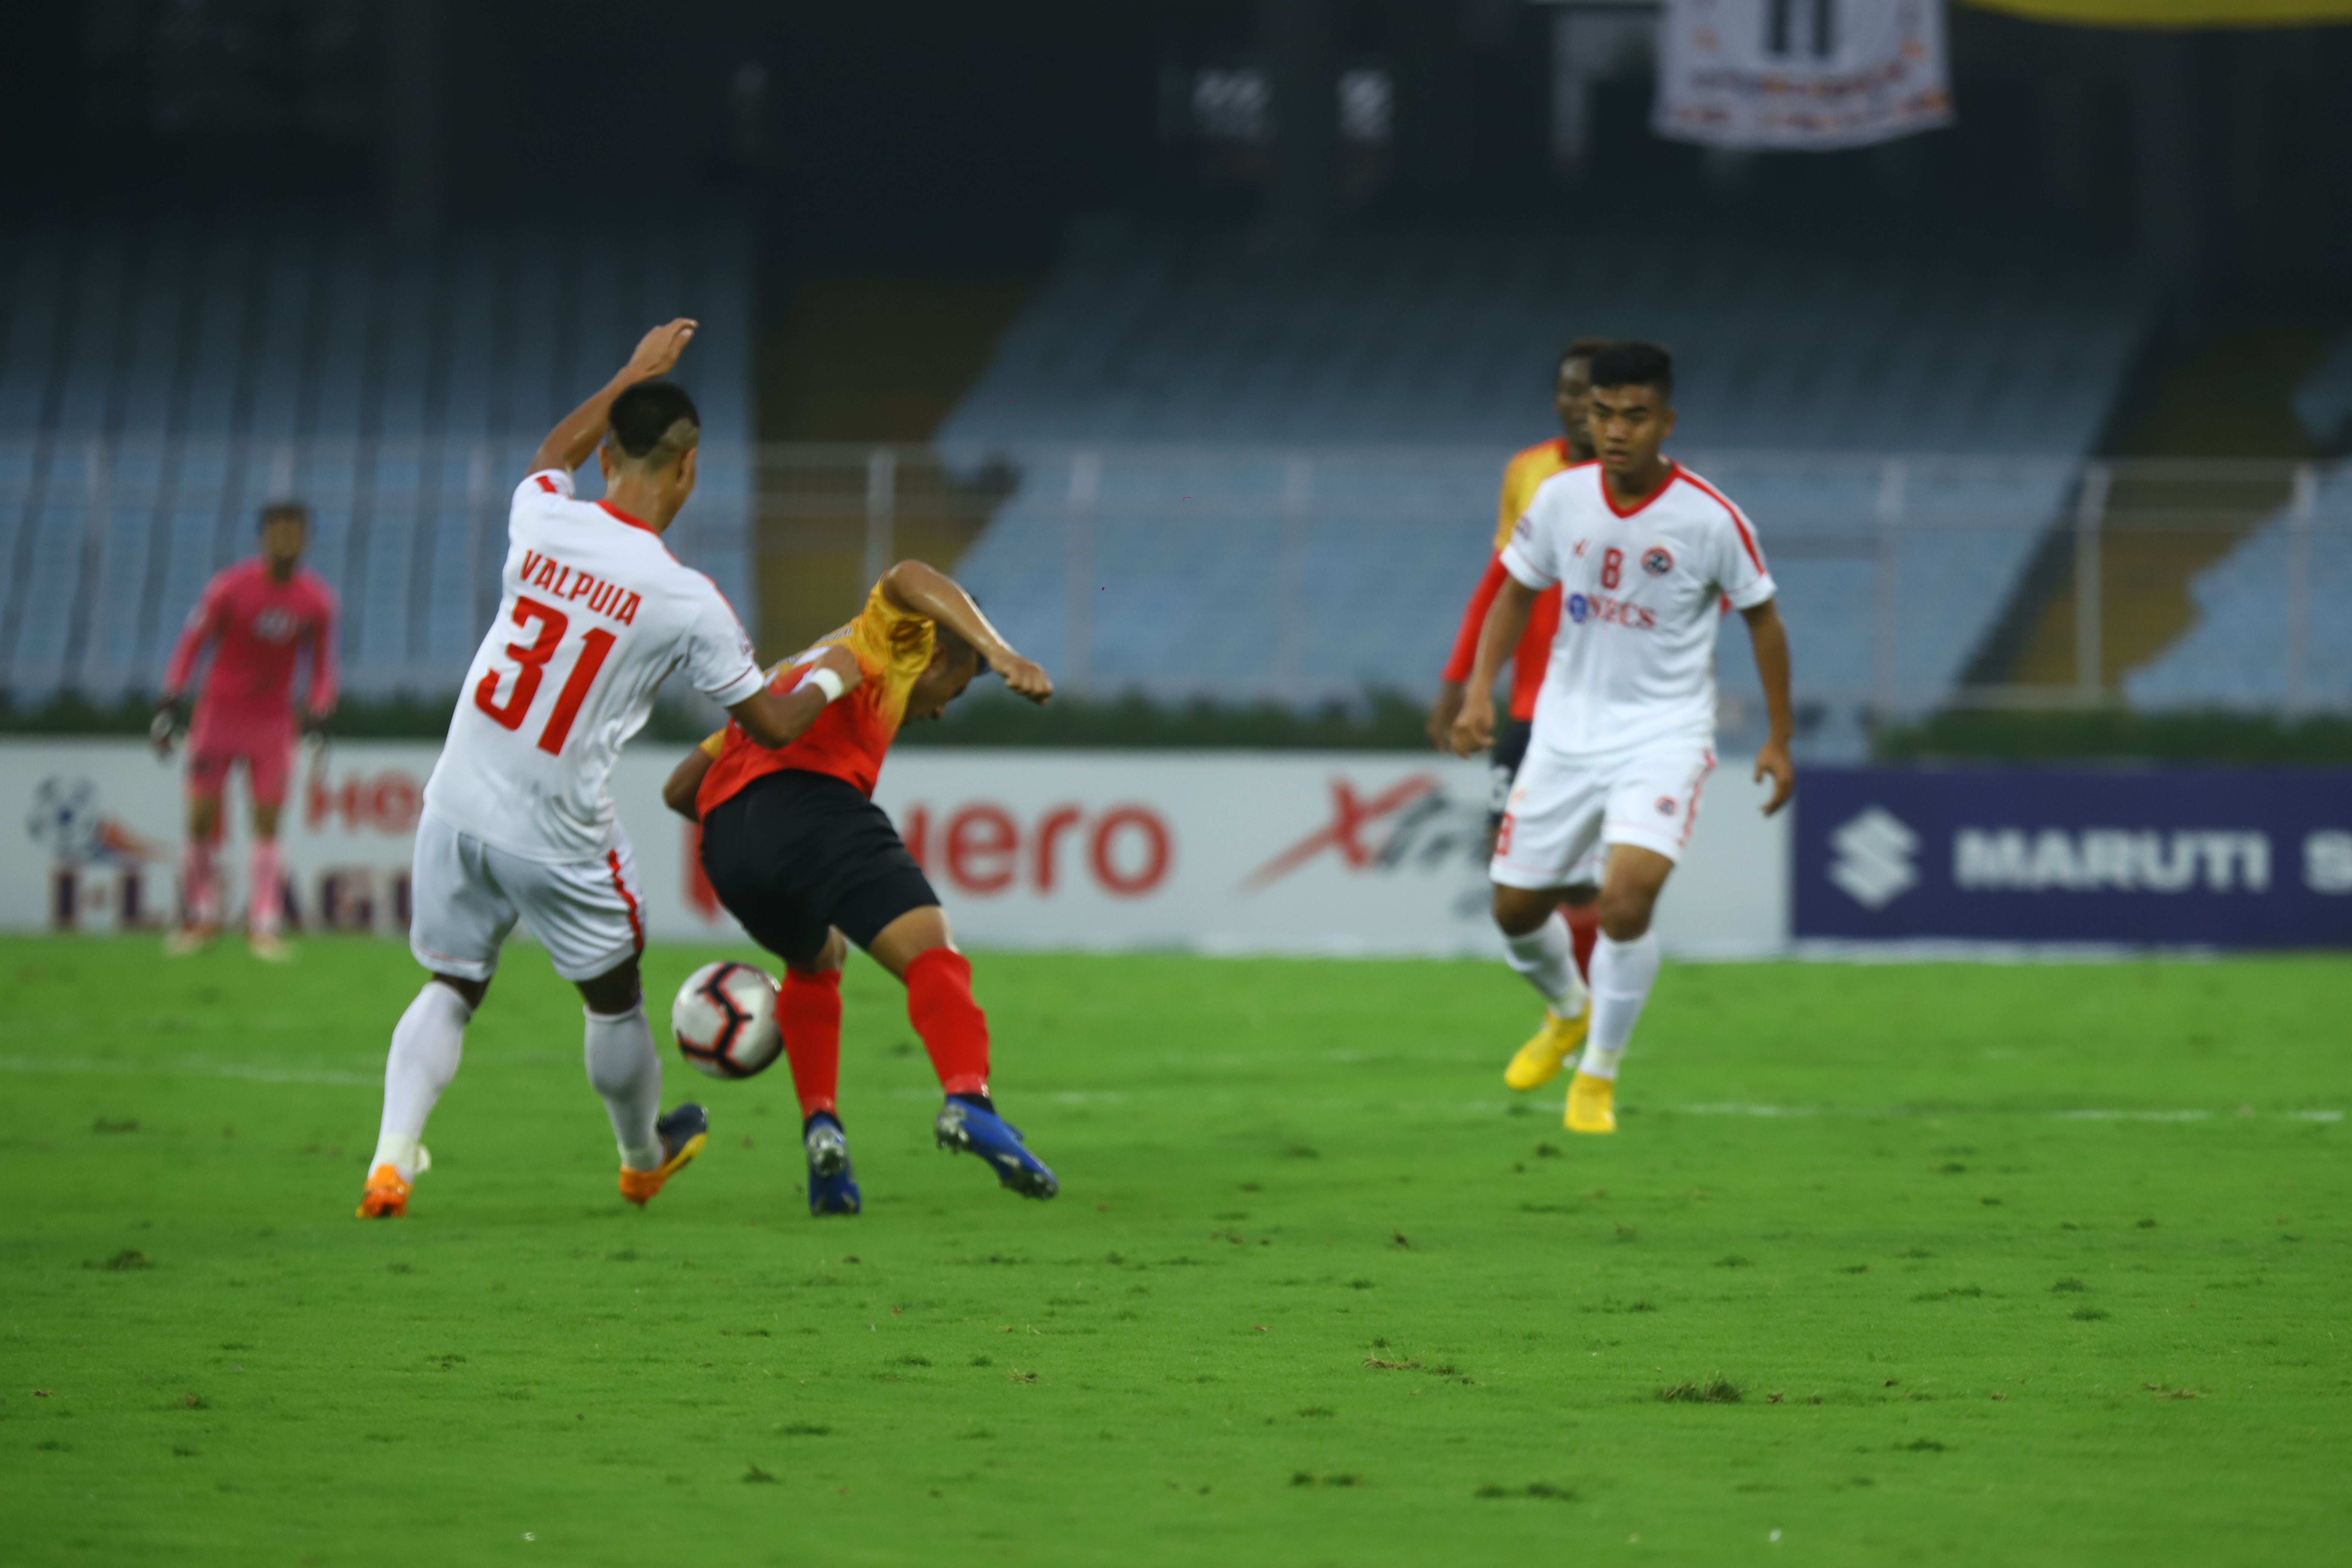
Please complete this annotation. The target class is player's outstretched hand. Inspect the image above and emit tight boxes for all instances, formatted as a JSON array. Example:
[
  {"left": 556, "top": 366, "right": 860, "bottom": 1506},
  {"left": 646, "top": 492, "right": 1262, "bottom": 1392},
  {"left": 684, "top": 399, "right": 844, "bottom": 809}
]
[
  {"left": 1426, "top": 681, "right": 1465, "bottom": 752},
  {"left": 1448, "top": 695, "right": 1494, "bottom": 758},
  {"left": 626, "top": 319, "right": 698, "bottom": 381},
  {"left": 1754, "top": 739, "right": 1795, "bottom": 816},
  {"left": 992, "top": 652, "right": 1053, "bottom": 706},
  {"left": 812, "top": 642, "right": 864, "bottom": 695},
  {"left": 149, "top": 703, "right": 179, "bottom": 760}
]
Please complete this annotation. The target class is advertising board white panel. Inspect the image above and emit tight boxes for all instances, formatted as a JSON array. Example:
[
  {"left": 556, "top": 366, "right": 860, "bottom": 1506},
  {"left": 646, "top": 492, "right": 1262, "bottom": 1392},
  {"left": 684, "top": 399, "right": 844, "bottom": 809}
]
[{"left": 0, "top": 740, "right": 1788, "bottom": 957}]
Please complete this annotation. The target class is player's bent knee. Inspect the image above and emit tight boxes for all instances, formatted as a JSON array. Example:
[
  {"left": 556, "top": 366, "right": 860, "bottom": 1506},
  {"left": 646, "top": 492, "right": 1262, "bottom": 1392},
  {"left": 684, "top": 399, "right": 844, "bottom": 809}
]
[
  {"left": 788, "top": 928, "right": 849, "bottom": 977},
  {"left": 430, "top": 972, "right": 492, "bottom": 1012},
  {"left": 1489, "top": 886, "right": 1558, "bottom": 937},
  {"left": 1596, "top": 891, "right": 1656, "bottom": 943},
  {"left": 576, "top": 958, "right": 643, "bottom": 1017},
  {"left": 867, "top": 905, "right": 954, "bottom": 980}
]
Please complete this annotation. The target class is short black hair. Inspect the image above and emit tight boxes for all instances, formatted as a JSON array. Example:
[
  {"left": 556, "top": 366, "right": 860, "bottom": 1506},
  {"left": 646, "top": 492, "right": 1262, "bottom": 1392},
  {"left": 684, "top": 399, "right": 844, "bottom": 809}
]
[
  {"left": 607, "top": 380, "right": 701, "bottom": 466},
  {"left": 1559, "top": 337, "right": 1612, "bottom": 378},
  {"left": 1589, "top": 340, "right": 1674, "bottom": 399},
  {"left": 257, "top": 500, "right": 309, "bottom": 533}
]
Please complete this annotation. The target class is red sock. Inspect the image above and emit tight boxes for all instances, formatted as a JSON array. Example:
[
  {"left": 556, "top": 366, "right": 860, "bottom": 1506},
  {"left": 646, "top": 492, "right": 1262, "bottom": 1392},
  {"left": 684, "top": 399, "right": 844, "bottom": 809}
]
[
  {"left": 779, "top": 969, "right": 842, "bottom": 1119},
  {"left": 1564, "top": 904, "right": 1600, "bottom": 983},
  {"left": 904, "top": 948, "right": 989, "bottom": 1099}
]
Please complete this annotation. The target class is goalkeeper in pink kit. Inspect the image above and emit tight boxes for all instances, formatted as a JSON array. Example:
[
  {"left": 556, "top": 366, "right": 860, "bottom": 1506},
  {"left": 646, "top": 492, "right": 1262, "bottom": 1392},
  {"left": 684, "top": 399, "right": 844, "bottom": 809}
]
[{"left": 155, "top": 502, "right": 338, "bottom": 960}]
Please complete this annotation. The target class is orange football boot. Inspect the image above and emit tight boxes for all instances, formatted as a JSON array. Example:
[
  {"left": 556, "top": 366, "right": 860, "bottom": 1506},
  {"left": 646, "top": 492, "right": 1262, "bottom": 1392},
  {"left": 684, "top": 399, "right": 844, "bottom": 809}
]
[
  {"left": 618, "top": 1104, "right": 710, "bottom": 1207},
  {"left": 356, "top": 1164, "right": 411, "bottom": 1218}
]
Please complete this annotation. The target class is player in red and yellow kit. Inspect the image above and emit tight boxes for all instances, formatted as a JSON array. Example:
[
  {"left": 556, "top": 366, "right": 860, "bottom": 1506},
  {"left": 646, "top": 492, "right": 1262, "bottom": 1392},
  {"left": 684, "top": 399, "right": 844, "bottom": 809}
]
[
  {"left": 1428, "top": 340, "right": 1608, "bottom": 1090},
  {"left": 155, "top": 502, "right": 338, "bottom": 962},
  {"left": 663, "top": 560, "right": 1055, "bottom": 1214}
]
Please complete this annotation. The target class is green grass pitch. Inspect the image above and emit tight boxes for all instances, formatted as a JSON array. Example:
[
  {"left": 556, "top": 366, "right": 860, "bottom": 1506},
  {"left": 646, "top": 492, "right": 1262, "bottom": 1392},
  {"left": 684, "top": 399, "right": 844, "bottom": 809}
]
[{"left": 2, "top": 937, "right": 2347, "bottom": 1565}]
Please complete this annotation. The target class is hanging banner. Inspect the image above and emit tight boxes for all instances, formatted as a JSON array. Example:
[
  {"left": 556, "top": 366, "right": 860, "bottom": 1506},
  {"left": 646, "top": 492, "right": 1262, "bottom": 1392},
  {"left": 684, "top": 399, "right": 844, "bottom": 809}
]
[
  {"left": 1655, "top": 0, "right": 1954, "bottom": 152},
  {"left": 1964, "top": 1, "right": 2352, "bottom": 26}
]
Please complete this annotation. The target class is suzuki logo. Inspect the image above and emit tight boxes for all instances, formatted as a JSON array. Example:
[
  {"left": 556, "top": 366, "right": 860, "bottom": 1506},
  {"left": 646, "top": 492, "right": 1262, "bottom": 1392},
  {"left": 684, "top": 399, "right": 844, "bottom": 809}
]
[{"left": 1830, "top": 807, "right": 1918, "bottom": 910}]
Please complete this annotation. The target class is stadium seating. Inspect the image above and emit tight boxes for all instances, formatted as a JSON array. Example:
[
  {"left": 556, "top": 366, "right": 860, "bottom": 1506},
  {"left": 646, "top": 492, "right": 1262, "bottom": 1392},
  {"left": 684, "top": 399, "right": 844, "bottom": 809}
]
[
  {"left": 0, "top": 215, "right": 756, "bottom": 704},
  {"left": 2124, "top": 466, "right": 2352, "bottom": 710},
  {"left": 935, "top": 223, "right": 2153, "bottom": 741}
]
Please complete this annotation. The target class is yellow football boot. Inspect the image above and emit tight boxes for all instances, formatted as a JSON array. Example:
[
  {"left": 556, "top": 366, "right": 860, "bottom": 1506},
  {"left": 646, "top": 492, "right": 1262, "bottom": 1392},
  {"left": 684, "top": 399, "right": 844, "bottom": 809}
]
[
  {"left": 1565, "top": 1071, "right": 1617, "bottom": 1135},
  {"left": 1504, "top": 1000, "right": 1592, "bottom": 1091}
]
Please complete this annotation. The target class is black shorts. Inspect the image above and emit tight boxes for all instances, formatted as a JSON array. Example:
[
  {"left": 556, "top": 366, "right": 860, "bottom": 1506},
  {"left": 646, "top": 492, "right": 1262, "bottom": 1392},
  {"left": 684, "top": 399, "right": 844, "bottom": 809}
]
[
  {"left": 1487, "top": 717, "right": 1533, "bottom": 833},
  {"left": 698, "top": 769, "right": 940, "bottom": 966}
]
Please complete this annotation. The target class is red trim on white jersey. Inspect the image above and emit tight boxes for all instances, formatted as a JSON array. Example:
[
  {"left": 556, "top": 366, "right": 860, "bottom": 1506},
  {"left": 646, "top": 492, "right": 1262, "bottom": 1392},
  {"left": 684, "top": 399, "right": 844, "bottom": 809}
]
[
  {"left": 1599, "top": 460, "right": 1681, "bottom": 521},
  {"left": 535, "top": 475, "right": 559, "bottom": 494},
  {"left": 597, "top": 501, "right": 658, "bottom": 536},
  {"left": 605, "top": 850, "right": 645, "bottom": 952},
  {"left": 1674, "top": 468, "right": 1768, "bottom": 576}
]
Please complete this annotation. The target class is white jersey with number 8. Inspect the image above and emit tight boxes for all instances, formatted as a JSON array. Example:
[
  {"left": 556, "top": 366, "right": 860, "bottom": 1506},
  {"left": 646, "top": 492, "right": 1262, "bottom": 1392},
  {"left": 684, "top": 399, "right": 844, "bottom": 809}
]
[{"left": 423, "top": 469, "right": 766, "bottom": 862}]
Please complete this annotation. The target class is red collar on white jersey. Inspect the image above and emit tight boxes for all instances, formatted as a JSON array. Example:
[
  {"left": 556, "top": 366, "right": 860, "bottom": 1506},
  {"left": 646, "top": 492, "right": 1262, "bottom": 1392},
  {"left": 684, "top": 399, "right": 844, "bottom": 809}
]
[{"left": 596, "top": 501, "right": 658, "bottom": 535}]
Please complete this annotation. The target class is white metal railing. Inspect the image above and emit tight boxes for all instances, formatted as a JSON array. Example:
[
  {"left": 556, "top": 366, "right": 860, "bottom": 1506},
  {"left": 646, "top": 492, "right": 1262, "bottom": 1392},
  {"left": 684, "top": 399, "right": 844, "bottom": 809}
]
[{"left": 2, "top": 438, "right": 2345, "bottom": 720}]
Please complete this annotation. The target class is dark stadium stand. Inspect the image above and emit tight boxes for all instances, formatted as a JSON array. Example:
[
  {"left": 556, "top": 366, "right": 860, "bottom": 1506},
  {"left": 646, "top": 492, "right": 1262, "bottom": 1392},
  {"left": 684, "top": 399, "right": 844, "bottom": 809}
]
[
  {"left": 935, "top": 224, "right": 2155, "bottom": 743},
  {"left": 0, "top": 216, "right": 755, "bottom": 703}
]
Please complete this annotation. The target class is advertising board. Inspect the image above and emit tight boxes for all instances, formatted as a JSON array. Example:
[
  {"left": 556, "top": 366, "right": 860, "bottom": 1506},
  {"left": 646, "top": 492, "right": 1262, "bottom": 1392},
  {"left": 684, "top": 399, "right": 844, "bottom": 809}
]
[
  {"left": 1, "top": 741, "right": 1788, "bottom": 957},
  {"left": 1794, "top": 767, "right": 2352, "bottom": 948}
]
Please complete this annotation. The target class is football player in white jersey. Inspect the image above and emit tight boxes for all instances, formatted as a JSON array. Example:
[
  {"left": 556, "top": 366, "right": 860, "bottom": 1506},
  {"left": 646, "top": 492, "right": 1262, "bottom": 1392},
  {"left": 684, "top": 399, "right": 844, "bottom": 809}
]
[
  {"left": 359, "top": 321, "right": 860, "bottom": 1218},
  {"left": 1451, "top": 340, "right": 1795, "bottom": 1134}
]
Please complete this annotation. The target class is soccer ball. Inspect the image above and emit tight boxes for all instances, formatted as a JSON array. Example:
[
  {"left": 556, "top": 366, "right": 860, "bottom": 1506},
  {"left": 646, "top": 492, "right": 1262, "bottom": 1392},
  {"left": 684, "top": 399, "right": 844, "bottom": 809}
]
[{"left": 671, "top": 961, "right": 783, "bottom": 1080}]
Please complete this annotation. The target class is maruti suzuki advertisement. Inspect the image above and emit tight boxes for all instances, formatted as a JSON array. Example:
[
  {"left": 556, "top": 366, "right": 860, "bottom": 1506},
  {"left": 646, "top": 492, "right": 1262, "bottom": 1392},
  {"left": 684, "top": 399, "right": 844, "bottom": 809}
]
[{"left": 1795, "top": 768, "right": 2352, "bottom": 947}]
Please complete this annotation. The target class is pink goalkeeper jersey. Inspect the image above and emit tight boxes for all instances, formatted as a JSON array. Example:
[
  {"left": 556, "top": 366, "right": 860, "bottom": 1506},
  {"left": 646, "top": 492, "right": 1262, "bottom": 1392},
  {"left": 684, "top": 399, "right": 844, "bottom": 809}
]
[{"left": 162, "top": 559, "right": 338, "bottom": 744}]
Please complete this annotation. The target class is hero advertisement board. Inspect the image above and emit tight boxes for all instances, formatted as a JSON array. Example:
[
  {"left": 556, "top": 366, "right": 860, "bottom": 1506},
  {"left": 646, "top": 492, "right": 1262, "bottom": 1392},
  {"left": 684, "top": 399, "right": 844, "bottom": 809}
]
[
  {"left": 2, "top": 740, "right": 1788, "bottom": 956},
  {"left": 1795, "top": 767, "right": 2352, "bottom": 947}
]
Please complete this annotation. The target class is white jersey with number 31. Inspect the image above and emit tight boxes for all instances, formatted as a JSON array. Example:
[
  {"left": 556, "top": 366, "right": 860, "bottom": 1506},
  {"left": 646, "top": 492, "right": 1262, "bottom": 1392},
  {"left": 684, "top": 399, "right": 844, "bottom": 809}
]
[{"left": 423, "top": 469, "right": 766, "bottom": 862}]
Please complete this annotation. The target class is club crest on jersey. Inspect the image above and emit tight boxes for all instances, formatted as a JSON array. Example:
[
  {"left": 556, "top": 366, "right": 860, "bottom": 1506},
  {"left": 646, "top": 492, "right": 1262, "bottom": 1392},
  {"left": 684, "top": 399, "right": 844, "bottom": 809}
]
[
  {"left": 1656, "top": 796, "right": 1677, "bottom": 816},
  {"left": 1643, "top": 547, "right": 1674, "bottom": 577}
]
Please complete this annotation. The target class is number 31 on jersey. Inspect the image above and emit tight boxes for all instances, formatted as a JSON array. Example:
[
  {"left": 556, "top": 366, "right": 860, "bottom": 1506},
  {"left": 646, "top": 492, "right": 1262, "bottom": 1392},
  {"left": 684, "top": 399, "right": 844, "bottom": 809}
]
[{"left": 473, "top": 595, "right": 616, "bottom": 756}]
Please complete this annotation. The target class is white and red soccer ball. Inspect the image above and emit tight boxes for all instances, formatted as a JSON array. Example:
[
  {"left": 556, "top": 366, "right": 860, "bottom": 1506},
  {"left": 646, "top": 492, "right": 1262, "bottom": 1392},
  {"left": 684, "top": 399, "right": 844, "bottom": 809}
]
[{"left": 671, "top": 961, "right": 782, "bottom": 1080}]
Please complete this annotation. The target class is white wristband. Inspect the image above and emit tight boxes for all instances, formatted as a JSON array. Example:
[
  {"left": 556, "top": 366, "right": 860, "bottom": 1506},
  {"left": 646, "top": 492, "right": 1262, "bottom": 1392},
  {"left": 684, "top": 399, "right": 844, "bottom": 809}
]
[{"left": 806, "top": 666, "right": 846, "bottom": 703}]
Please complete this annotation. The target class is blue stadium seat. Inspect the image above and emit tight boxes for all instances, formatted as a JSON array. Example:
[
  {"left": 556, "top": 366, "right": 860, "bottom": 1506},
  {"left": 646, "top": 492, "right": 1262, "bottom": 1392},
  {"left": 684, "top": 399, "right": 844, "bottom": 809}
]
[
  {"left": 936, "top": 226, "right": 2150, "bottom": 741},
  {"left": 0, "top": 215, "right": 757, "bottom": 705}
]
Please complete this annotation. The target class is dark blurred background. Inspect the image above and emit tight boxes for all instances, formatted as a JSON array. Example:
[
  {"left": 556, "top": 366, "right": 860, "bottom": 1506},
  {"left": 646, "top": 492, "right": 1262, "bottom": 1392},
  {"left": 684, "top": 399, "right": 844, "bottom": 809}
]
[{"left": 5, "top": 1, "right": 2352, "bottom": 757}]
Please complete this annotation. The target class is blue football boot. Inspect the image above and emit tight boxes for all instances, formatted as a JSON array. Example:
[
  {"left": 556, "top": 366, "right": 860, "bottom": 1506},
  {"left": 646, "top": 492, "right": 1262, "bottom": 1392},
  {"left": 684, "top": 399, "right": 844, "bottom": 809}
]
[
  {"left": 933, "top": 1096, "right": 1058, "bottom": 1199},
  {"left": 804, "top": 1112, "right": 861, "bottom": 1217}
]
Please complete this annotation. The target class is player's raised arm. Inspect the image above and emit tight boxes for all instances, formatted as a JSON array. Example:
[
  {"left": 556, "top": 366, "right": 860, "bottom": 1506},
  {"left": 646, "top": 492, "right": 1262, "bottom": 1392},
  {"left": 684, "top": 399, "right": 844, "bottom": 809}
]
[
  {"left": 878, "top": 559, "right": 1052, "bottom": 704},
  {"left": 1449, "top": 573, "right": 1536, "bottom": 758},
  {"left": 526, "top": 319, "right": 698, "bottom": 479},
  {"left": 1741, "top": 598, "right": 1796, "bottom": 815}
]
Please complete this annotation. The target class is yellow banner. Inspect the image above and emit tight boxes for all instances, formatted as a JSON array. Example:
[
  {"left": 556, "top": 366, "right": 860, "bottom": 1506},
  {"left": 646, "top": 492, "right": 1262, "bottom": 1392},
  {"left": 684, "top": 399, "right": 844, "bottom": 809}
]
[{"left": 1966, "top": 0, "right": 2352, "bottom": 23}]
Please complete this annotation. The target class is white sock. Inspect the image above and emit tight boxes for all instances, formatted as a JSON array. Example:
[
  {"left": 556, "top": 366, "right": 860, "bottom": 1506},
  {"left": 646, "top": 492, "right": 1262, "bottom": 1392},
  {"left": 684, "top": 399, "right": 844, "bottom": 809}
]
[
  {"left": 584, "top": 1003, "right": 664, "bottom": 1171},
  {"left": 372, "top": 983, "right": 471, "bottom": 1179},
  {"left": 1502, "top": 911, "right": 1589, "bottom": 1017},
  {"left": 1581, "top": 930, "right": 1662, "bottom": 1081}
]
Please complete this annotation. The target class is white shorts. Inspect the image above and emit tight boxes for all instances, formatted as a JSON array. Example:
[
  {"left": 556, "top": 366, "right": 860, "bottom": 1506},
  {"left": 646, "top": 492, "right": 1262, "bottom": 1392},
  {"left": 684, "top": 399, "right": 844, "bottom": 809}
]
[
  {"left": 1490, "top": 741, "right": 1716, "bottom": 891},
  {"left": 408, "top": 809, "right": 647, "bottom": 983}
]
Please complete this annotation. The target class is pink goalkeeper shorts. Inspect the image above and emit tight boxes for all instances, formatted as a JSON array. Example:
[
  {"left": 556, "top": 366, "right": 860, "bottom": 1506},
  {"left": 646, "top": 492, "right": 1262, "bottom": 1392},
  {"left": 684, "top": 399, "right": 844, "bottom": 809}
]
[{"left": 186, "top": 726, "right": 295, "bottom": 808}]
